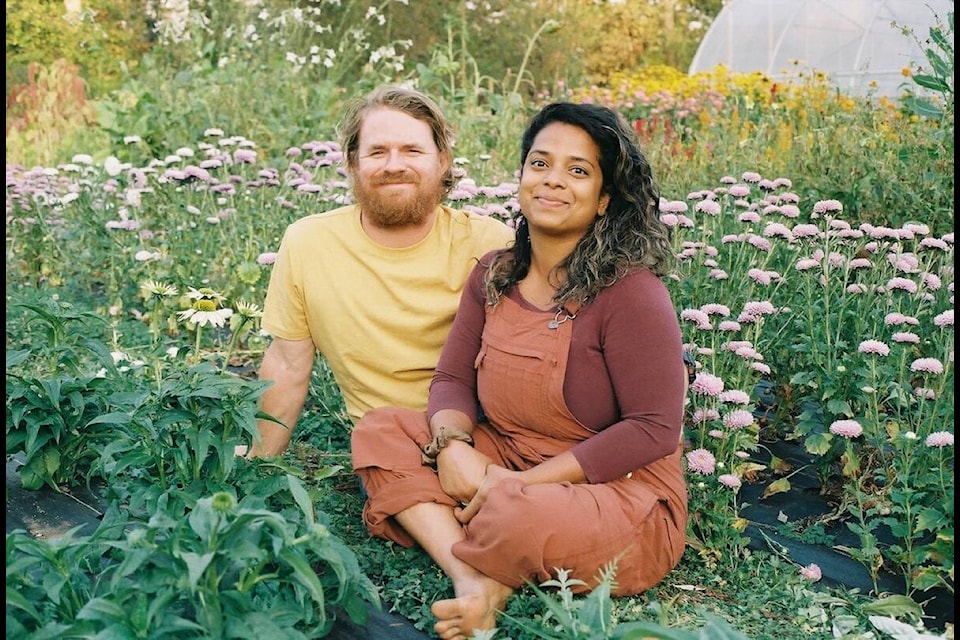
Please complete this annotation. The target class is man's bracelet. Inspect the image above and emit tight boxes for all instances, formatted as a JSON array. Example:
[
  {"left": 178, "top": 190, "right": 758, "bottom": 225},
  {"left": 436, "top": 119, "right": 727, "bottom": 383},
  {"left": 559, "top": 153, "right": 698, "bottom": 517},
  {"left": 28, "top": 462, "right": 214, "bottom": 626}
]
[{"left": 421, "top": 426, "right": 474, "bottom": 468}]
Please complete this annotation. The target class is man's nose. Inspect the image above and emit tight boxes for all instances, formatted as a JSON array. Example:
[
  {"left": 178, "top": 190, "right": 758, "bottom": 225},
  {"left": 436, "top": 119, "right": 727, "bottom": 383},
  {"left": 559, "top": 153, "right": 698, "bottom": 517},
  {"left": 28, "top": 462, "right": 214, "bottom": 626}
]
[{"left": 382, "top": 149, "right": 405, "bottom": 171}]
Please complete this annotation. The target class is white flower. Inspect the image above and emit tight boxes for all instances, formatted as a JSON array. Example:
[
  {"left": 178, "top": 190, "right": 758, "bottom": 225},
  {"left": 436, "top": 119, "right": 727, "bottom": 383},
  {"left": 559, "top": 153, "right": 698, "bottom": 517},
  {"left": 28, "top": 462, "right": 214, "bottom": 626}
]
[
  {"left": 178, "top": 307, "right": 233, "bottom": 328},
  {"left": 104, "top": 156, "right": 123, "bottom": 177}
]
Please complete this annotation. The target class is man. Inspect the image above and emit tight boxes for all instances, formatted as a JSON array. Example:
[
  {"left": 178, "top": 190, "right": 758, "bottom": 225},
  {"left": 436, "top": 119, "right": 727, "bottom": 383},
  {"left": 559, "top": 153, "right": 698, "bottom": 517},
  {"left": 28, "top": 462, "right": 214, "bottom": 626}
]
[{"left": 247, "top": 85, "right": 514, "bottom": 458}]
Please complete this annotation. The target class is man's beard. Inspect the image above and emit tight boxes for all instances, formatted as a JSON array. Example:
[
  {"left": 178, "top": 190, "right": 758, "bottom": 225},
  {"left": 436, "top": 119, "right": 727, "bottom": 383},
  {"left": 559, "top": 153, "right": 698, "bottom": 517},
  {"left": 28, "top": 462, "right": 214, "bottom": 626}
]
[{"left": 352, "top": 172, "right": 444, "bottom": 228}]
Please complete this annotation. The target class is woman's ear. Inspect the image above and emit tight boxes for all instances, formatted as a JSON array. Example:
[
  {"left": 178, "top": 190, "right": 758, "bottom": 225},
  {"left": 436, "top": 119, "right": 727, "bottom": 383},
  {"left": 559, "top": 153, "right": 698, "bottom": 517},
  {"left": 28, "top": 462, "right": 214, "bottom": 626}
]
[{"left": 598, "top": 193, "right": 611, "bottom": 216}]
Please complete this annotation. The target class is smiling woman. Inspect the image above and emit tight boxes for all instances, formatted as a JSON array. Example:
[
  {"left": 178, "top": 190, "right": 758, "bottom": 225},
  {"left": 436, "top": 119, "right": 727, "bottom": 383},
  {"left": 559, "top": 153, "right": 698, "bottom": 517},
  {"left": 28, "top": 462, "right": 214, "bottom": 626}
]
[{"left": 352, "top": 102, "right": 687, "bottom": 640}]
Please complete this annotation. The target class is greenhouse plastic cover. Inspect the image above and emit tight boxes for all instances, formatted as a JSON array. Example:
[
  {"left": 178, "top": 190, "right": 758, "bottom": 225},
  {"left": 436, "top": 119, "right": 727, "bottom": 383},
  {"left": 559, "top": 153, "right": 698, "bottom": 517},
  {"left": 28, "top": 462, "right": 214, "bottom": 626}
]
[{"left": 689, "top": 0, "right": 954, "bottom": 97}]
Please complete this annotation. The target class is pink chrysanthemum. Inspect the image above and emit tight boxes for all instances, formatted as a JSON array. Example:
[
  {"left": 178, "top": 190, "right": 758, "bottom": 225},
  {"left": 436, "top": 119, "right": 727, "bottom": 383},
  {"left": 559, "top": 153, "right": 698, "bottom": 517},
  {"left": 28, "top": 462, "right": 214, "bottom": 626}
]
[
  {"left": 857, "top": 340, "right": 890, "bottom": 356},
  {"left": 884, "top": 312, "right": 920, "bottom": 326},
  {"left": 813, "top": 199, "right": 843, "bottom": 215},
  {"left": 685, "top": 448, "right": 717, "bottom": 475},
  {"left": 800, "top": 564, "right": 822, "bottom": 582},
  {"left": 829, "top": 420, "right": 863, "bottom": 438},
  {"left": 925, "top": 431, "right": 954, "bottom": 448},
  {"left": 747, "top": 235, "right": 772, "bottom": 251},
  {"left": 892, "top": 332, "right": 921, "bottom": 344},
  {"left": 723, "top": 410, "right": 755, "bottom": 430},
  {"left": 659, "top": 199, "right": 689, "bottom": 214},
  {"left": 793, "top": 224, "right": 820, "bottom": 238},
  {"left": 695, "top": 200, "right": 722, "bottom": 216},
  {"left": 934, "top": 309, "right": 954, "bottom": 328},
  {"left": 751, "top": 362, "right": 772, "bottom": 374},
  {"left": 913, "top": 387, "right": 936, "bottom": 400},
  {"left": 719, "top": 321, "right": 742, "bottom": 332},
  {"left": 919, "top": 237, "right": 950, "bottom": 251},
  {"left": 886, "top": 277, "right": 918, "bottom": 294},
  {"left": 719, "top": 390, "right": 751, "bottom": 405},
  {"left": 693, "top": 408, "right": 721, "bottom": 424},
  {"left": 256, "top": 252, "right": 278, "bottom": 265},
  {"left": 910, "top": 358, "right": 944, "bottom": 374},
  {"left": 690, "top": 372, "right": 725, "bottom": 397},
  {"left": 701, "top": 303, "right": 731, "bottom": 316},
  {"left": 680, "top": 309, "right": 713, "bottom": 330},
  {"left": 718, "top": 474, "right": 742, "bottom": 489}
]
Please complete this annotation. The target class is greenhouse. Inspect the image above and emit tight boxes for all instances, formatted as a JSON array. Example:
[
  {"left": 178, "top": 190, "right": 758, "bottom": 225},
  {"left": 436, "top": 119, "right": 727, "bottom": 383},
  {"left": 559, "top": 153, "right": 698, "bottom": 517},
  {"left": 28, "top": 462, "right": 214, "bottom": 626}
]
[{"left": 689, "top": 0, "right": 953, "bottom": 97}]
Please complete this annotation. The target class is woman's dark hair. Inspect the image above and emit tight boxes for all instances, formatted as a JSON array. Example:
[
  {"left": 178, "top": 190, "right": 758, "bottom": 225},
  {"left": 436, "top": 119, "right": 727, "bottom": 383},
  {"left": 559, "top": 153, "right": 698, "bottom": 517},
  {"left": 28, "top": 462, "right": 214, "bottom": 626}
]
[
  {"left": 338, "top": 84, "right": 457, "bottom": 198},
  {"left": 483, "top": 102, "right": 673, "bottom": 307}
]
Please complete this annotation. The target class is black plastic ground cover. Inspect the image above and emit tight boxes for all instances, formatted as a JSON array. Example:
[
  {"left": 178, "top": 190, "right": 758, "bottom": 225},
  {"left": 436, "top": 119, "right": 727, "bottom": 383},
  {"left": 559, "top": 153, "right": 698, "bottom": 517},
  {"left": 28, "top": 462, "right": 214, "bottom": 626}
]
[{"left": 738, "top": 439, "right": 953, "bottom": 629}]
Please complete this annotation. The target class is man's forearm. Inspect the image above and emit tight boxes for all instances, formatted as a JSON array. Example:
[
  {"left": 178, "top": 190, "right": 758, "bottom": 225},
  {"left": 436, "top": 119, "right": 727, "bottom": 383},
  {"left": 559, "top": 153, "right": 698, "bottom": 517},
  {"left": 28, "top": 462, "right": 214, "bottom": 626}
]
[
  {"left": 249, "top": 340, "right": 314, "bottom": 458},
  {"left": 251, "top": 378, "right": 309, "bottom": 457}
]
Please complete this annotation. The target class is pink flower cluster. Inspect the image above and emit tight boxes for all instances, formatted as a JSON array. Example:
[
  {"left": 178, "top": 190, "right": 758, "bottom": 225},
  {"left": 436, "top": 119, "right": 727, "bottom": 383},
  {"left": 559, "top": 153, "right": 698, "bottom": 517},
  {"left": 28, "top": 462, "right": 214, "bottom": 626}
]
[
  {"left": 685, "top": 448, "right": 717, "bottom": 475},
  {"left": 829, "top": 420, "right": 863, "bottom": 439}
]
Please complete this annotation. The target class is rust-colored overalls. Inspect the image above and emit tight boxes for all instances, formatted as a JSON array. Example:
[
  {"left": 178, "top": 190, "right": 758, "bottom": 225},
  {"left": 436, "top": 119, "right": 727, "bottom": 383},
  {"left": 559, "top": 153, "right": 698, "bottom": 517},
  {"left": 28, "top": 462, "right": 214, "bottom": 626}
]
[{"left": 351, "top": 294, "right": 687, "bottom": 594}]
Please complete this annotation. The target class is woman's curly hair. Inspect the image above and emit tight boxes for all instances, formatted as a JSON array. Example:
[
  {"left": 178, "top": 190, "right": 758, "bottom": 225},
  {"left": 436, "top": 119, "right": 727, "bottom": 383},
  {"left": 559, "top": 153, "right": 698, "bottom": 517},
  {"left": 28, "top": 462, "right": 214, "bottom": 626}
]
[{"left": 483, "top": 102, "right": 673, "bottom": 308}]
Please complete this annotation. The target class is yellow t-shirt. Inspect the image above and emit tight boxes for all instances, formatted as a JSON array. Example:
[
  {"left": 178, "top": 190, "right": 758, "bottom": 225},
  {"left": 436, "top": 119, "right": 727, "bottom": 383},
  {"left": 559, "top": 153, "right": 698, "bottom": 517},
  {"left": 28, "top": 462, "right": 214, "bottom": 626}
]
[{"left": 262, "top": 204, "right": 514, "bottom": 424}]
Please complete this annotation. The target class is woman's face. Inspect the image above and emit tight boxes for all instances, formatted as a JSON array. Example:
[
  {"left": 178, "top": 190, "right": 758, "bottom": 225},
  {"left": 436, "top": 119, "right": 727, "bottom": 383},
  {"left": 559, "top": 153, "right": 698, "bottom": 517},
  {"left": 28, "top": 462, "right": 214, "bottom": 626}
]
[{"left": 518, "top": 121, "right": 610, "bottom": 242}]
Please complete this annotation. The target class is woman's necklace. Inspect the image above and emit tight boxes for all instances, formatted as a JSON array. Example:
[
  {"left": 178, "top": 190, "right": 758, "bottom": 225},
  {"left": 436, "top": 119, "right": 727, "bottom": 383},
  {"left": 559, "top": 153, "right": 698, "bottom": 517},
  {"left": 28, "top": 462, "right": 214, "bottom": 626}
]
[{"left": 548, "top": 305, "right": 577, "bottom": 329}]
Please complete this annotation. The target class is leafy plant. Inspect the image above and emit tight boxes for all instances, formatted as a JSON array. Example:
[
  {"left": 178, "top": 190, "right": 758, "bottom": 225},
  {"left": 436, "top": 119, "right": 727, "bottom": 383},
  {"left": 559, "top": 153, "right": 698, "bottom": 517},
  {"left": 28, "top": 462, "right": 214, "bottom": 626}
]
[
  {"left": 494, "top": 565, "right": 751, "bottom": 640},
  {"left": 7, "top": 480, "right": 380, "bottom": 638}
]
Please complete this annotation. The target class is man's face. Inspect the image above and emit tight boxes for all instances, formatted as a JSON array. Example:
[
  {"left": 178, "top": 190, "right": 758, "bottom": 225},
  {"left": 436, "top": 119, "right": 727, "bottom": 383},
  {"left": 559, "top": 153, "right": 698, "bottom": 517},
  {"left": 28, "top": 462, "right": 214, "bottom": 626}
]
[{"left": 351, "top": 107, "right": 448, "bottom": 228}]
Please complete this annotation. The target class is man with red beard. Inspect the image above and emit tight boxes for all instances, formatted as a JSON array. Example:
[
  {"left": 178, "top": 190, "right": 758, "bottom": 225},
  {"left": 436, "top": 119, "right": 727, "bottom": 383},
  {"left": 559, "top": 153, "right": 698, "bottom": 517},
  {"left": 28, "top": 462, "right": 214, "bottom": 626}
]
[{"left": 248, "top": 85, "right": 514, "bottom": 458}]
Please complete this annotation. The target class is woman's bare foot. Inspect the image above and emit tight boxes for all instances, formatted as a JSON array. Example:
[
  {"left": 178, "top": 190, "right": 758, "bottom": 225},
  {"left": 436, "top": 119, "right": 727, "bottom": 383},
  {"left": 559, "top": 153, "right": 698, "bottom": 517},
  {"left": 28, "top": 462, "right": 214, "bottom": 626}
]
[{"left": 431, "top": 576, "right": 513, "bottom": 640}]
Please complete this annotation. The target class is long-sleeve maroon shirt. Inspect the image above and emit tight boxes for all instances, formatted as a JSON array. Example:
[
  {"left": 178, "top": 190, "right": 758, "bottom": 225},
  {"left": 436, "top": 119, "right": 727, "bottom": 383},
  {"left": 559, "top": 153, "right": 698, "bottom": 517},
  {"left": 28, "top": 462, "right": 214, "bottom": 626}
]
[{"left": 428, "top": 258, "right": 686, "bottom": 483}]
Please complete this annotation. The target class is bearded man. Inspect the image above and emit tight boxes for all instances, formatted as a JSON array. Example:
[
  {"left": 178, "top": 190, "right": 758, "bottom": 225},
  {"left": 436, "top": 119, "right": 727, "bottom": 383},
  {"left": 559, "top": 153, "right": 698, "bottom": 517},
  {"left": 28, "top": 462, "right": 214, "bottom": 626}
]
[{"left": 248, "top": 85, "right": 514, "bottom": 458}]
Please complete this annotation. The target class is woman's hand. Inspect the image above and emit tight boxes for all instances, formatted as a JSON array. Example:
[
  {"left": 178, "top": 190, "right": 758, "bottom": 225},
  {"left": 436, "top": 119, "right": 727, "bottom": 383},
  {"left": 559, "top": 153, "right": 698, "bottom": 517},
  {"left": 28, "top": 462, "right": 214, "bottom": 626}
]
[
  {"left": 456, "top": 464, "right": 520, "bottom": 524},
  {"left": 436, "top": 441, "right": 492, "bottom": 503}
]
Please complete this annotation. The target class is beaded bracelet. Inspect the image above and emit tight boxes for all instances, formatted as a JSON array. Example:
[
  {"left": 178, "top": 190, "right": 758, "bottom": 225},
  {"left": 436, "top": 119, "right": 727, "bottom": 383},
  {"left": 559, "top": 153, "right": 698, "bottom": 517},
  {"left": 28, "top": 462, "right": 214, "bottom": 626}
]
[{"left": 421, "top": 426, "right": 474, "bottom": 468}]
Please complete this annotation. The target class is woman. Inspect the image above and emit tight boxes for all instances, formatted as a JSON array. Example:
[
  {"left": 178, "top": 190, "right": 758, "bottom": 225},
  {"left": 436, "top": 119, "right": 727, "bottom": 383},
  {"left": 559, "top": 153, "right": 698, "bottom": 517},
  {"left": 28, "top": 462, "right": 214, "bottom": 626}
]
[{"left": 352, "top": 102, "right": 688, "bottom": 640}]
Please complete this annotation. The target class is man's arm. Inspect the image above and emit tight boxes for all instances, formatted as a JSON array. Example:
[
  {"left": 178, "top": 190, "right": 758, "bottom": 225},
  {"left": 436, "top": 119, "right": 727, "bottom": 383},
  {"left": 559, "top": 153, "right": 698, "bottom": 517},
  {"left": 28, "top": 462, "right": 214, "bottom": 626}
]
[{"left": 248, "top": 336, "right": 316, "bottom": 458}]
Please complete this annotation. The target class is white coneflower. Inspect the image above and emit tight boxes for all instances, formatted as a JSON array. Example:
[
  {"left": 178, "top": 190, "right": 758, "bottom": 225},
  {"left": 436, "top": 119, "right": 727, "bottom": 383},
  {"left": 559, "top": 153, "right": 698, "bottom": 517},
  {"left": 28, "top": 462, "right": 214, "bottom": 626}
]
[
  {"left": 233, "top": 300, "right": 263, "bottom": 320},
  {"left": 178, "top": 287, "right": 232, "bottom": 328},
  {"left": 140, "top": 280, "right": 179, "bottom": 300},
  {"left": 185, "top": 286, "right": 227, "bottom": 304},
  {"left": 178, "top": 305, "right": 233, "bottom": 328}
]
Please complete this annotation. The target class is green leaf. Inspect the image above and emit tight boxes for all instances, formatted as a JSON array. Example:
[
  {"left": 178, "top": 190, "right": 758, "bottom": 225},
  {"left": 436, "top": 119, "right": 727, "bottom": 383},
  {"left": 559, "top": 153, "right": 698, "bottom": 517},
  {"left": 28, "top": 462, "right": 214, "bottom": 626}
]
[
  {"left": 804, "top": 432, "right": 832, "bottom": 456},
  {"left": 6, "top": 348, "right": 31, "bottom": 368},
  {"left": 287, "top": 474, "right": 315, "bottom": 525},
  {"left": 279, "top": 547, "right": 327, "bottom": 614},
  {"left": 87, "top": 412, "right": 134, "bottom": 426},
  {"left": 176, "top": 551, "right": 216, "bottom": 589},
  {"left": 862, "top": 594, "right": 923, "bottom": 617},
  {"left": 76, "top": 596, "right": 128, "bottom": 623},
  {"left": 915, "top": 507, "right": 948, "bottom": 533}
]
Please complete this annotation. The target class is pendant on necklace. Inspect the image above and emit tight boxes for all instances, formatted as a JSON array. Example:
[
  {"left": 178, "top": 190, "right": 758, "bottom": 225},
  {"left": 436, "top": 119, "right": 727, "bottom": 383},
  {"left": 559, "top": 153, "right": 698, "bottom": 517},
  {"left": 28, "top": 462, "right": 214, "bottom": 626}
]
[{"left": 548, "top": 306, "right": 576, "bottom": 329}]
